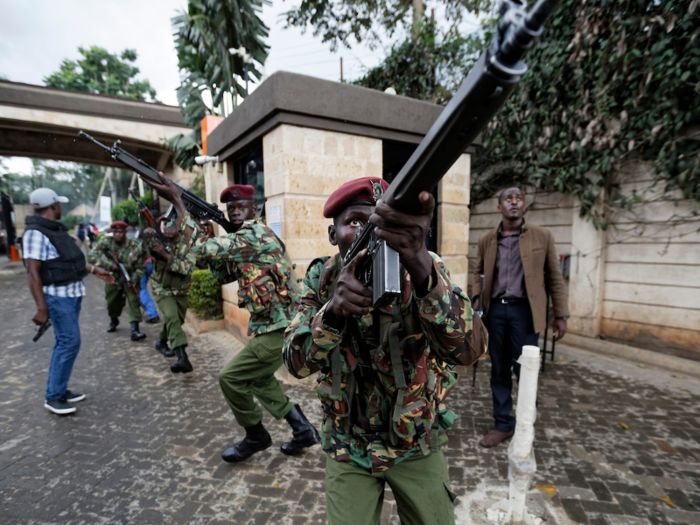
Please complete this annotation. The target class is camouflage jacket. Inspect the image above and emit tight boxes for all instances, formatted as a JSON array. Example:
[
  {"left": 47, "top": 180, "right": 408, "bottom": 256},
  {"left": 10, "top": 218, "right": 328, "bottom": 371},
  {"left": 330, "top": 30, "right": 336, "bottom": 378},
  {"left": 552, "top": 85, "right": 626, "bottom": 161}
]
[
  {"left": 143, "top": 227, "right": 196, "bottom": 297},
  {"left": 180, "top": 216, "right": 295, "bottom": 336},
  {"left": 88, "top": 236, "right": 146, "bottom": 284},
  {"left": 283, "top": 252, "right": 484, "bottom": 473}
]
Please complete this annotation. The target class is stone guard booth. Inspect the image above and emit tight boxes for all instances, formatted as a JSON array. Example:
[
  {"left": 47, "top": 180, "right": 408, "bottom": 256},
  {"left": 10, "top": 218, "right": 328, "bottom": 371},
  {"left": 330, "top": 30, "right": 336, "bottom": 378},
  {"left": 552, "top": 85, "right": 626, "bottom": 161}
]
[{"left": 202, "top": 72, "right": 471, "bottom": 340}]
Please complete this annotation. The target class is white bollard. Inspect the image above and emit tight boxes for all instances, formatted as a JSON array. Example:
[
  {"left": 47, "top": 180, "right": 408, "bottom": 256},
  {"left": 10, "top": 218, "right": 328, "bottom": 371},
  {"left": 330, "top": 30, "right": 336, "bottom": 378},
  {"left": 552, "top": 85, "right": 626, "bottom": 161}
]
[{"left": 506, "top": 345, "right": 541, "bottom": 524}]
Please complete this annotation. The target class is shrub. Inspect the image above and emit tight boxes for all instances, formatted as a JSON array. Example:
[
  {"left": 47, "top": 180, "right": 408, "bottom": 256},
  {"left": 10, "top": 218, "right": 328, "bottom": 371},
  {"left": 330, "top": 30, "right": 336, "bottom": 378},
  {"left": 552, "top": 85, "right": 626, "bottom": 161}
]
[{"left": 189, "top": 269, "right": 223, "bottom": 320}]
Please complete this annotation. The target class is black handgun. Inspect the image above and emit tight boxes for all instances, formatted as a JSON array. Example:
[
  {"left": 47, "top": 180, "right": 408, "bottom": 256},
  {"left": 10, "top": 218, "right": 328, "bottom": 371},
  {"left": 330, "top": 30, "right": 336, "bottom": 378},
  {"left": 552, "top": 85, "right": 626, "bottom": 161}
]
[
  {"left": 33, "top": 319, "right": 52, "bottom": 342},
  {"left": 78, "top": 131, "right": 236, "bottom": 233},
  {"left": 345, "top": 0, "right": 560, "bottom": 308}
]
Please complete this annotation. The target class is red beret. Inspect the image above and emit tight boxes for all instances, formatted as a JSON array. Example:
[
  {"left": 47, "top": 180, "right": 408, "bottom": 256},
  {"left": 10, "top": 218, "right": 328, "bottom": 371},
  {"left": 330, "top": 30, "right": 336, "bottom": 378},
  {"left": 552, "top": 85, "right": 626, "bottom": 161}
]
[
  {"left": 220, "top": 184, "right": 255, "bottom": 203},
  {"left": 323, "top": 177, "right": 389, "bottom": 218},
  {"left": 110, "top": 221, "right": 128, "bottom": 230}
]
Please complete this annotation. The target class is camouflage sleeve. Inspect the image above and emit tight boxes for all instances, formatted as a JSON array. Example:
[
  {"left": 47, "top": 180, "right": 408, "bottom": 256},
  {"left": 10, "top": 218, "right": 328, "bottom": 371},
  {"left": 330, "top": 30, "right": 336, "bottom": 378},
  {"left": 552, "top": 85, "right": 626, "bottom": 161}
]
[
  {"left": 127, "top": 241, "right": 147, "bottom": 282},
  {"left": 191, "top": 230, "right": 250, "bottom": 264},
  {"left": 165, "top": 237, "right": 196, "bottom": 277},
  {"left": 415, "top": 254, "right": 484, "bottom": 367},
  {"left": 87, "top": 238, "right": 113, "bottom": 269},
  {"left": 283, "top": 258, "right": 336, "bottom": 379}
]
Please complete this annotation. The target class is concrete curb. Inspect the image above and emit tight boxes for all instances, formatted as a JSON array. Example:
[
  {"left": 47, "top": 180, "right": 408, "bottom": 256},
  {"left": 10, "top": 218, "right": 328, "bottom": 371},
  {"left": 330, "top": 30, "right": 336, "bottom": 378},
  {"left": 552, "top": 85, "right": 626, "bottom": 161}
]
[{"left": 562, "top": 333, "right": 700, "bottom": 381}]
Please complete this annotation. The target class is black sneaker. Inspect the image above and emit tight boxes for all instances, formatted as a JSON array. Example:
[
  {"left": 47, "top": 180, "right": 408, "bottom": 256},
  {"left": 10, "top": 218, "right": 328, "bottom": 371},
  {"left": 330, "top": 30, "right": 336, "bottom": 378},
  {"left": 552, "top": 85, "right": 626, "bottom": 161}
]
[
  {"left": 44, "top": 398, "right": 76, "bottom": 415},
  {"left": 65, "top": 390, "right": 86, "bottom": 403}
]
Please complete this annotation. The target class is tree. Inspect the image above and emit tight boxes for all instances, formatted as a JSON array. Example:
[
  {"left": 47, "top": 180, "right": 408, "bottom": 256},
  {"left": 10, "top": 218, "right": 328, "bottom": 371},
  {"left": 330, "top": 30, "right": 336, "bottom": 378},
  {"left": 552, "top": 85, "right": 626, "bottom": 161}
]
[
  {"left": 283, "top": 0, "right": 493, "bottom": 51},
  {"left": 472, "top": 0, "right": 700, "bottom": 222},
  {"left": 44, "top": 46, "right": 158, "bottom": 102},
  {"left": 167, "top": 0, "right": 270, "bottom": 169}
]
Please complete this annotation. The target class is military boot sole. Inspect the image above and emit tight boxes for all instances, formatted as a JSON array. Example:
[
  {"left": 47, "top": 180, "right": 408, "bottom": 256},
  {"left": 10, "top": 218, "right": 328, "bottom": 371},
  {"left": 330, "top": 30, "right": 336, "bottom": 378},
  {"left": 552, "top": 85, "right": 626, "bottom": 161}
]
[
  {"left": 170, "top": 362, "right": 193, "bottom": 374},
  {"left": 131, "top": 334, "right": 147, "bottom": 341}
]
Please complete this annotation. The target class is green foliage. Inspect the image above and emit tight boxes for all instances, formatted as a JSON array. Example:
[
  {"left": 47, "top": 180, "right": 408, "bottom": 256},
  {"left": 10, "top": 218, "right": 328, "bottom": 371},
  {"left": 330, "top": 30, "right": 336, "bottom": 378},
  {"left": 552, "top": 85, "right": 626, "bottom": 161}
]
[
  {"left": 472, "top": 0, "right": 700, "bottom": 222},
  {"left": 355, "top": 20, "right": 488, "bottom": 104},
  {"left": 284, "top": 0, "right": 494, "bottom": 51},
  {"left": 43, "top": 46, "right": 158, "bottom": 102},
  {"left": 111, "top": 191, "right": 154, "bottom": 224},
  {"left": 169, "top": 0, "right": 270, "bottom": 170},
  {"left": 59, "top": 215, "right": 88, "bottom": 231},
  {"left": 189, "top": 269, "right": 223, "bottom": 319}
]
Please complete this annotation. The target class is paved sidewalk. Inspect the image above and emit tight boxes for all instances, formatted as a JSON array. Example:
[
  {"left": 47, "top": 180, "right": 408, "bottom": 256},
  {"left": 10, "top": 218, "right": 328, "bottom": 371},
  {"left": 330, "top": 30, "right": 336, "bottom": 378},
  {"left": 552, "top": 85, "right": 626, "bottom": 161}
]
[{"left": 1, "top": 273, "right": 699, "bottom": 524}]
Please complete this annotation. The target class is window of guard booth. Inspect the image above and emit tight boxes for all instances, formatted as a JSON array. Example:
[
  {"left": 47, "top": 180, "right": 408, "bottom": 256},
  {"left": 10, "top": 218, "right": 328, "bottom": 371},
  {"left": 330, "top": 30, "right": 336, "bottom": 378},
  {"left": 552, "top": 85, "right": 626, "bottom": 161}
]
[
  {"left": 382, "top": 140, "right": 438, "bottom": 253},
  {"left": 233, "top": 146, "right": 265, "bottom": 218}
]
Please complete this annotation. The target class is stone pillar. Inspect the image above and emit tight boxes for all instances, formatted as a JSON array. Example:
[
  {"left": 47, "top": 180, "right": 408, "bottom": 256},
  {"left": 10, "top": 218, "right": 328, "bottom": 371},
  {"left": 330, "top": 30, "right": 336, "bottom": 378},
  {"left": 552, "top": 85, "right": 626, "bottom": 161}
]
[
  {"left": 263, "top": 124, "right": 383, "bottom": 271},
  {"left": 567, "top": 193, "right": 607, "bottom": 337},
  {"left": 437, "top": 153, "right": 471, "bottom": 290}
]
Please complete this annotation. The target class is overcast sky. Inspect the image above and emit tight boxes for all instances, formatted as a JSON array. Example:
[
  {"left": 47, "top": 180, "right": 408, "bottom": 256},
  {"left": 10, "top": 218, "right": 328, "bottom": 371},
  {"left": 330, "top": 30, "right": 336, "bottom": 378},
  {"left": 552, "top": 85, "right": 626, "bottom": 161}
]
[{"left": 0, "top": 0, "right": 479, "bottom": 175}]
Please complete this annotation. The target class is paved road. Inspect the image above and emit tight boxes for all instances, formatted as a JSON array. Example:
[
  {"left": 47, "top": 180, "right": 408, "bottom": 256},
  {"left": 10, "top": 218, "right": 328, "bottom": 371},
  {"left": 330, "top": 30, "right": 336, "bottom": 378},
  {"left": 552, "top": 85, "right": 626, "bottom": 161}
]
[{"left": 1, "top": 272, "right": 700, "bottom": 525}]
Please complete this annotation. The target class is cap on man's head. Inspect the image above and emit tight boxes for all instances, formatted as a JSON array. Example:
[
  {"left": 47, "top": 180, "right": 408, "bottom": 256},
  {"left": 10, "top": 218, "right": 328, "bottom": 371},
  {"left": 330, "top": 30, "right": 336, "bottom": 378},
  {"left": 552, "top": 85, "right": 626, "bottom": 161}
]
[
  {"left": 110, "top": 221, "right": 128, "bottom": 230},
  {"left": 323, "top": 177, "right": 389, "bottom": 218},
  {"left": 29, "top": 188, "right": 69, "bottom": 210},
  {"left": 220, "top": 185, "right": 255, "bottom": 203}
]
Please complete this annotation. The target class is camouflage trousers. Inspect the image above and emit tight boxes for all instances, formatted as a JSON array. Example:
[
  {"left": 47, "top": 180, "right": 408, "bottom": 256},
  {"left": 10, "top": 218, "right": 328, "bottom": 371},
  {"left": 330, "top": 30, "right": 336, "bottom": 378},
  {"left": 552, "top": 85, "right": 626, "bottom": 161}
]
[
  {"left": 325, "top": 448, "right": 457, "bottom": 525},
  {"left": 218, "top": 329, "right": 295, "bottom": 428},
  {"left": 154, "top": 294, "right": 188, "bottom": 349},
  {"left": 105, "top": 283, "right": 142, "bottom": 323}
]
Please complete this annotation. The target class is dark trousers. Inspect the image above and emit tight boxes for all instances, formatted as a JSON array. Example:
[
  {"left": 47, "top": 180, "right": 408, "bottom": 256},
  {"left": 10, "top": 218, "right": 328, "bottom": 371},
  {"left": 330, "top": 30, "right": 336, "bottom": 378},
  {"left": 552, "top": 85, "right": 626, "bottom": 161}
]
[{"left": 484, "top": 300, "right": 539, "bottom": 432}]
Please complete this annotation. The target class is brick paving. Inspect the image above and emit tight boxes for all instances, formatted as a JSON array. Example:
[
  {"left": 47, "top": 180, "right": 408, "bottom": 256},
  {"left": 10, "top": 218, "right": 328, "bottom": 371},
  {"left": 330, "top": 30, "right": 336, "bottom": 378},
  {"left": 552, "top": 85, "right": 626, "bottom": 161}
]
[{"left": 1, "top": 272, "right": 700, "bottom": 524}]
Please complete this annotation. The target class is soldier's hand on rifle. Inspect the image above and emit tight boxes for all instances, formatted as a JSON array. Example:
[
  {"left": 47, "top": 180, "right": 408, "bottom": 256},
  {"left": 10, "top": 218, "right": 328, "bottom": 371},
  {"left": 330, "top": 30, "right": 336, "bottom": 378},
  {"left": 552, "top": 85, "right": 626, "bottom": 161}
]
[
  {"left": 370, "top": 191, "right": 436, "bottom": 295},
  {"left": 325, "top": 249, "right": 374, "bottom": 328},
  {"left": 110, "top": 263, "right": 119, "bottom": 273},
  {"left": 151, "top": 242, "right": 170, "bottom": 261},
  {"left": 142, "top": 172, "right": 187, "bottom": 217}
]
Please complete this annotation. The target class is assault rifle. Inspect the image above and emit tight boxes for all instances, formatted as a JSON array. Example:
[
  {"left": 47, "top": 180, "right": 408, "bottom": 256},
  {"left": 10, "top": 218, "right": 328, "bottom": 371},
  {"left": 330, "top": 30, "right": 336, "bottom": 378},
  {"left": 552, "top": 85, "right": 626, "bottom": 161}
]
[
  {"left": 111, "top": 254, "right": 138, "bottom": 295},
  {"left": 33, "top": 319, "right": 52, "bottom": 342},
  {"left": 78, "top": 131, "right": 236, "bottom": 233},
  {"left": 128, "top": 187, "right": 173, "bottom": 254},
  {"left": 345, "top": 0, "right": 560, "bottom": 308}
]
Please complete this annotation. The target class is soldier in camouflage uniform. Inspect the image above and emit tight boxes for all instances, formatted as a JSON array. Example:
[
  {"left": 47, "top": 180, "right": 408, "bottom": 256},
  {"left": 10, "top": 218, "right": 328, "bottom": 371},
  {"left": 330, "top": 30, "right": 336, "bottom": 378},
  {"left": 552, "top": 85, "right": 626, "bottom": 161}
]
[
  {"left": 283, "top": 178, "right": 487, "bottom": 525},
  {"left": 142, "top": 219, "right": 196, "bottom": 373},
  {"left": 144, "top": 178, "right": 320, "bottom": 463},
  {"left": 88, "top": 221, "right": 147, "bottom": 341}
]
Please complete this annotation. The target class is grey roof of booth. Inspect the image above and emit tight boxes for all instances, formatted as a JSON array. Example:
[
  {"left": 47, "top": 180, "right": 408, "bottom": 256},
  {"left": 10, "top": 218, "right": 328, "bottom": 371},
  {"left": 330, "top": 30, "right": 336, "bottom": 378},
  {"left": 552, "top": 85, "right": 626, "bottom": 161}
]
[{"left": 208, "top": 71, "right": 464, "bottom": 160}]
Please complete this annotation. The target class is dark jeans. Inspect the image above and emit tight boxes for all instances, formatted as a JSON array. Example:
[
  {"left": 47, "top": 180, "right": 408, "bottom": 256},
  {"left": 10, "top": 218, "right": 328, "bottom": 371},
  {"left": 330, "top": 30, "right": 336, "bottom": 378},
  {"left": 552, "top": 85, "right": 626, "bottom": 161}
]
[
  {"left": 45, "top": 294, "right": 82, "bottom": 401},
  {"left": 484, "top": 300, "right": 539, "bottom": 432}
]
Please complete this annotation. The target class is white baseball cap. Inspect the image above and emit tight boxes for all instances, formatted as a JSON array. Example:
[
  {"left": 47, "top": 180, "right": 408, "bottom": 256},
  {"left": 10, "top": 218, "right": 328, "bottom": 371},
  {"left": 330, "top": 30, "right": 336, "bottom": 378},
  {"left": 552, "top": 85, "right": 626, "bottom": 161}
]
[{"left": 29, "top": 188, "right": 69, "bottom": 209}]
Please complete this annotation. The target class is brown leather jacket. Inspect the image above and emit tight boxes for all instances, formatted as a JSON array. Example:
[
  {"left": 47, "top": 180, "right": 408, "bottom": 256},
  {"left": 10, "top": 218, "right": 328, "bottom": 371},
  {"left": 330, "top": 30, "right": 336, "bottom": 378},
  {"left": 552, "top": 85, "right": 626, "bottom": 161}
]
[{"left": 473, "top": 221, "right": 569, "bottom": 333}]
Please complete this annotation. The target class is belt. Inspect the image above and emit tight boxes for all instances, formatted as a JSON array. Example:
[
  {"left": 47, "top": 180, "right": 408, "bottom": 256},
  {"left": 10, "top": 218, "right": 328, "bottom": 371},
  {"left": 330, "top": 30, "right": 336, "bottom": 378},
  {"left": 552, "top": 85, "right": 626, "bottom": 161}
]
[{"left": 498, "top": 297, "right": 525, "bottom": 304}]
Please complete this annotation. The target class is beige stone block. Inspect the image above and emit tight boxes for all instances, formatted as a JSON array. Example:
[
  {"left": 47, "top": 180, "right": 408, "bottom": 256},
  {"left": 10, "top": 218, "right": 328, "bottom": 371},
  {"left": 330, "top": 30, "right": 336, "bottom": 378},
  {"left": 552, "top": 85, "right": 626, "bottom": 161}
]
[
  {"left": 286, "top": 238, "right": 338, "bottom": 261},
  {"left": 264, "top": 153, "right": 282, "bottom": 177},
  {"left": 288, "top": 174, "right": 327, "bottom": 196},
  {"left": 308, "top": 156, "right": 341, "bottom": 180},
  {"left": 281, "top": 124, "right": 304, "bottom": 153},
  {"left": 284, "top": 196, "right": 327, "bottom": 221},
  {"left": 365, "top": 161, "right": 383, "bottom": 178},
  {"left": 440, "top": 204, "right": 470, "bottom": 224},
  {"left": 221, "top": 282, "right": 239, "bottom": 303},
  {"left": 303, "top": 129, "right": 324, "bottom": 156},
  {"left": 340, "top": 135, "right": 356, "bottom": 158},
  {"left": 263, "top": 126, "right": 281, "bottom": 156},
  {"left": 224, "top": 300, "right": 251, "bottom": 342},
  {"left": 285, "top": 219, "right": 331, "bottom": 240},
  {"left": 323, "top": 135, "right": 339, "bottom": 157},
  {"left": 282, "top": 152, "right": 309, "bottom": 174},
  {"left": 356, "top": 137, "right": 379, "bottom": 160},
  {"left": 338, "top": 159, "right": 365, "bottom": 180}
]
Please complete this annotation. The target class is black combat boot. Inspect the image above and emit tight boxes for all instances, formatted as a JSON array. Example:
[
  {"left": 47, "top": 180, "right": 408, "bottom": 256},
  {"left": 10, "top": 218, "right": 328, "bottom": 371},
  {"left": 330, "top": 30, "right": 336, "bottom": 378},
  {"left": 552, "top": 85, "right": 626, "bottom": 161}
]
[
  {"left": 130, "top": 322, "right": 146, "bottom": 341},
  {"left": 170, "top": 346, "right": 193, "bottom": 374},
  {"left": 107, "top": 317, "right": 119, "bottom": 332},
  {"left": 155, "top": 339, "right": 175, "bottom": 357},
  {"left": 222, "top": 421, "right": 272, "bottom": 463},
  {"left": 280, "top": 404, "right": 321, "bottom": 456}
]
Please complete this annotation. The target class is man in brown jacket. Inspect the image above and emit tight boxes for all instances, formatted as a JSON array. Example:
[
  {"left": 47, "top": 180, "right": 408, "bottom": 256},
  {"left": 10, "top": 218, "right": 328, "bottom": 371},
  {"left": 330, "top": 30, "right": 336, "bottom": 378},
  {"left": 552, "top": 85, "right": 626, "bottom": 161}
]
[{"left": 473, "top": 187, "right": 569, "bottom": 448}]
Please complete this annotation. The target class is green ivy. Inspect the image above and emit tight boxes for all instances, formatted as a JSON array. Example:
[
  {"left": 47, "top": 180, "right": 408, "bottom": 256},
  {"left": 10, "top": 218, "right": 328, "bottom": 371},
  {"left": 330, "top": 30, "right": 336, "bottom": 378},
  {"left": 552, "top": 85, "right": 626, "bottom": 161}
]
[
  {"left": 110, "top": 191, "right": 154, "bottom": 225},
  {"left": 189, "top": 269, "right": 223, "bottom": 320},
  {"left": 472, "top": 0, "right": 700, "bottom": 224}
]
